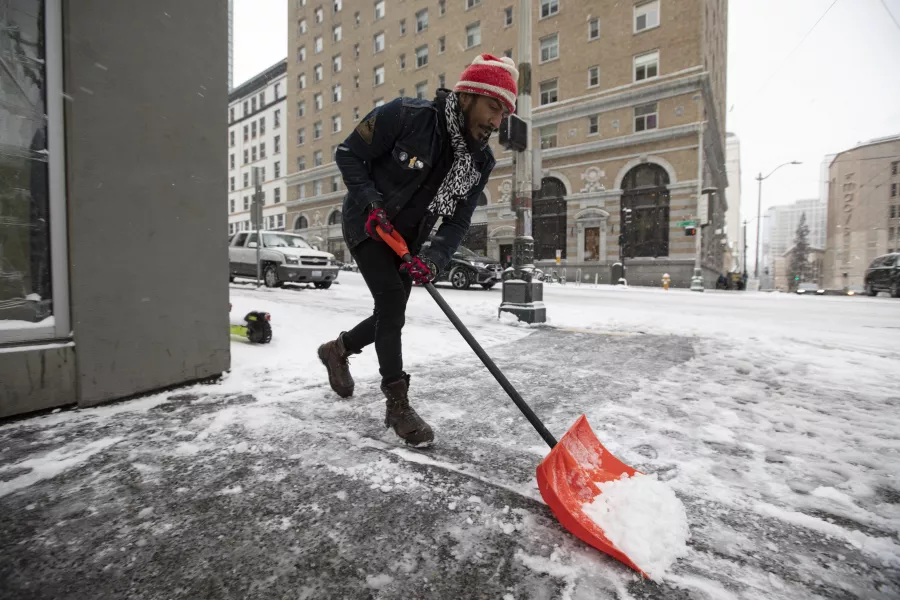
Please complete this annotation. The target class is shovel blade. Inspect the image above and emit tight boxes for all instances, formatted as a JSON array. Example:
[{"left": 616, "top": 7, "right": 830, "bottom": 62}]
[{"left": 536, "top": 415, "right": 648, "bottom": 577}]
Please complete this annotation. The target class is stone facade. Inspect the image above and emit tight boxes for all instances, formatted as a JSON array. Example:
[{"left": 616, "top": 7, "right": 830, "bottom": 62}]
[
  {"left": 284, "top": 0, "right": 729, "bottom": 286},
  {"left": 823, "top": 135, "right": 900, "bottom": 289}
]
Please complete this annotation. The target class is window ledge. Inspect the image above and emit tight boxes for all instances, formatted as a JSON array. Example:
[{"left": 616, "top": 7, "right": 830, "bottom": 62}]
[
  {"left": 633, "top": 24, "right": 660, "bottom": 35},
  {"left": 586, "top": 132, "right": 600, "bottom": 138},
  {"left": 539, "top": 56, "right": 560, "bottom": 65},
  {"left": 466, "top": 43, "right": 482, "bottom": 51},
  {"left": 538, "top": 12, "right": 560, "bottom": 21}
]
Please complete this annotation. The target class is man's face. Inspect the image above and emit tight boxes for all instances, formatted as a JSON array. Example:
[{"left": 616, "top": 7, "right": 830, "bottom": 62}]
[{"left": 459, "top": 93, "right": 510, "bottom": 148}]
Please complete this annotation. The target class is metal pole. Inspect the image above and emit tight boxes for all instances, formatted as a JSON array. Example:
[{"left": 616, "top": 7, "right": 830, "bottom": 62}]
[
  {"left": 499, "top": 0, "right": 545, "bottom": 323},
  {"left": 754, "top": 172, "right": 762, "bottom": 278},
  {"left": 742, "top": 219, "right": 748, "bottom": 277},
  {"left": 690, "top": 121, "right": 706, "bottom": 291}
]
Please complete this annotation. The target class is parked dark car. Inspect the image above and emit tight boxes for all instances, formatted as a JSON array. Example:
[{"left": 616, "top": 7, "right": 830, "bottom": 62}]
[
  {"left": 422, "top": 242, "right": 503, "bottom": 290},
  {"left": 864, "top": 252, "right": 900, "bottom": 298}
]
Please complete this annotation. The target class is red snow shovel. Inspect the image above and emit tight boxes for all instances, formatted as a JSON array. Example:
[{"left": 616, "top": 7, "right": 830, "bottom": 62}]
[{"left": 377, "top": 227, "right": 647, "bottom": 577}]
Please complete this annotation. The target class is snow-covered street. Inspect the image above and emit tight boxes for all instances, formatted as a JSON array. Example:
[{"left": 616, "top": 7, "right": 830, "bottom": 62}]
[{"left": 1, "top": 274, "right": 898, "bottom": 599}]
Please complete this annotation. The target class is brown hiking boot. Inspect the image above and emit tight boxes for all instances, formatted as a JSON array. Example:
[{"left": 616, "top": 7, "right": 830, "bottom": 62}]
[
  {"left": 318, "top": 333, "right": 357, "bottom": 398},
  {"left": 382, "top": 374, "right": 434, "bottom": 447}
]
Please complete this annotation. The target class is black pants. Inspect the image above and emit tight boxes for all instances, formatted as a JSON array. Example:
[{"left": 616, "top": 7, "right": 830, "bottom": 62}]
[{"left": 342, "top": 239, "right": 413, "bottom": 383}]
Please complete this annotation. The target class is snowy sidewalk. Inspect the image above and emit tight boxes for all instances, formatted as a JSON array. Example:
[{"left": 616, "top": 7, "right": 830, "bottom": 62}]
[{"left": 2, "top": 278, "right": 899, "bottom": 599}]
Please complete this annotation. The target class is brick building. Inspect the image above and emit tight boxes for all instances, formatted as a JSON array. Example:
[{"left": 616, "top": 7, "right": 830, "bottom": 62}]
[{"left": 284, "top": 0, "right": 729, "bottom": 286}]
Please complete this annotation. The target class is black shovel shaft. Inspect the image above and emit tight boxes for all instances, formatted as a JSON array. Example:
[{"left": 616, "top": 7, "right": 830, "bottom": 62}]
[{"left": 423, "top": 281, "right": 558, "bottom": 448}]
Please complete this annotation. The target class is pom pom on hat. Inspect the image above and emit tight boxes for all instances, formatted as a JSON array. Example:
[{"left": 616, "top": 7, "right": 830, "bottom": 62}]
[{"left": 454, "top": 54, "right": 518, "bottom": 113}]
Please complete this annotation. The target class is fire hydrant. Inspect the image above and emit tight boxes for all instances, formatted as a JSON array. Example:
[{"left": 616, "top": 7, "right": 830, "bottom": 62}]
[{"left": 662, "top": 273, "right": 671, "bottom": 290}]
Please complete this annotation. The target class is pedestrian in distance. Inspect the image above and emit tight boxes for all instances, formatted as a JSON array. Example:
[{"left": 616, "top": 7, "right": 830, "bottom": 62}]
[{"left": 318, "top": 54, "right": 518, "bottom": 447}]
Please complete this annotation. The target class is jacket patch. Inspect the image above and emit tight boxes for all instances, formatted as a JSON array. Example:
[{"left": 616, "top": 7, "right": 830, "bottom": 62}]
[{"left": 357, "top": 115, "right": 376, "bottom": 144}]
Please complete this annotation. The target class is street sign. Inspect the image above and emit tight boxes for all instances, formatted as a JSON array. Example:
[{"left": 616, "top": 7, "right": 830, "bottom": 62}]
[{"left": 676, "top": 220, "right": 697, "bottom": 227}]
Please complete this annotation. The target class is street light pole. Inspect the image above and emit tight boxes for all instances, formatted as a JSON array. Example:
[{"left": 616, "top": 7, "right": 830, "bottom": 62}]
[
  {"left": 499, "top": 0, "right": 545, "bottom": 323},
  {"left": 753, "top": 161, "right": 802, "bottom": 283}
]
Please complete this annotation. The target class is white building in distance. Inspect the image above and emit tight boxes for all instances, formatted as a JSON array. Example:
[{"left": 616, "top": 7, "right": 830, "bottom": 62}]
[
  {"left": 761, "top": 198, "right": 827, "bottom": 289},
  {"left": 227, "top": 60, "right": 288, "bottom": 235},
  {"left": 725, "top": 133, "right": 742, "bottom": 272}
]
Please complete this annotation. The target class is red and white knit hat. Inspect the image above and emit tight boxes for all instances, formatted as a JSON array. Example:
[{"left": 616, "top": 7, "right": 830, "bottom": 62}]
[{"left": 454, "top": 54, "right": 519, "bottom": 114}]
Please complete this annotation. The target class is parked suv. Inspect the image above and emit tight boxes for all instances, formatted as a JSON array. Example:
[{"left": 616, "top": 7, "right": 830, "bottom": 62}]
[
  {"left": 422, "top": 242, "right": 503, "bottom": 290},
  {"left": 228, "top": 230, "right": 339, "bottom": 289},
  {"left": 864, "top": 252, "right": 900, "bottom": 298}
]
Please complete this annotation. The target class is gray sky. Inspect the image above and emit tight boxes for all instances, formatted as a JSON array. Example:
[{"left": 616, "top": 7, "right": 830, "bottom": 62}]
[{"left": 233, "top": 0, "right": 900, "bottom": 245}]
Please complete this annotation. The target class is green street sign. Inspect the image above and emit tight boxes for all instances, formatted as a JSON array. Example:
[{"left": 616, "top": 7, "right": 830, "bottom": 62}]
[{"left": 676, "top": 220, "right": 697, "bottom": 227}]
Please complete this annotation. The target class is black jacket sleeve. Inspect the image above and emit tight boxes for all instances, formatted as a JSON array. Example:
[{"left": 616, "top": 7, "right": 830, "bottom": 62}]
[
  {"left": 335, "top": 98, "right": 404, "bottom": 212},
  {"left": 421, "top": 171, "right": 490, "bottom": 274}
]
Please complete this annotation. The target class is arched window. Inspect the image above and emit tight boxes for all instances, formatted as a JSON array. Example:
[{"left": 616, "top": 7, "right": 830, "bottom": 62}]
[
  {"left": 294, "top": 215, "right": 309, "bottom": 230},
  {"left": 476, "top": 192, "right": 488, "bottom": 206},
  {"left": 534, "top": 177, "right": 567, "bottom": 260},
  {"left": 328, "top": 210, "right": 342, "bottom": 225},
  {"left": 621, "top": 164, "right": 670, "bottom": 258}
]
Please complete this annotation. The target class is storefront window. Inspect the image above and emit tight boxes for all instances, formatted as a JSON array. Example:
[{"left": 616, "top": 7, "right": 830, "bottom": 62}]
[{"left": 1, "top": 0, "right": 65, "bottom": 342}]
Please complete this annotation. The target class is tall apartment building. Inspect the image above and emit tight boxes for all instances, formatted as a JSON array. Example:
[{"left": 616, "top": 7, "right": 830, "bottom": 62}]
[
  {"left": 227, "top": 60, "right": 289, "bottom": 235},
  {"left": 725, "top": 132, "right": 741, "bottom": 271},
  {"left": 760, "top": 198, "right": 826, "bottom": 289},
  {"left": 285, "top": 0, "right": 729, "bottom": 286},
  {"left": 823, "top": 135, "right": 900, "bottom": 289}
]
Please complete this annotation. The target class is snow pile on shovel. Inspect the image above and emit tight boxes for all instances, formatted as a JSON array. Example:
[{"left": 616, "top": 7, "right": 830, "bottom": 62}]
[{"left": 582, "top": 473, "right": 689, "bottom": 579}]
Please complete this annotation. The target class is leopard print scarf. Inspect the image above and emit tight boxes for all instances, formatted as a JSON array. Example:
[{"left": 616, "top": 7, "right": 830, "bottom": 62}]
[{"left": 428, "top": 92, "right": 481, "bottom": 217}]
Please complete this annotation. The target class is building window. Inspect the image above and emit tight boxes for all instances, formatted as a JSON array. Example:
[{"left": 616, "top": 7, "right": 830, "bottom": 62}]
[
  {"left": 315, "top": 36, "right": 323, "bottom": 53},
  {"left": 332, "top": 175, "right": 342, "bottom": 192},
  {"left": 298, "top": 46, "right": 306, "bottom": 62},
  {"left": 315, "top": 64, "right": 323, "bottom": 81},
  {"left": 251, "top": 122, "right": 257, "bottom": 138},
  {"left": 891, "top": 205, "right": 897, "bottom": 219},
  {"left": 315, "top": 6, "right": 324, "bottom": 23},
  {"left": 244, "top": 196, "right": 250, "bottom": 210},
  {"left": 634, "top": 50, "right": 659, "bottom": 81},
  {"left": 416, "top": 9, "right": 429, "bottom": 32},
  {"left": 314, "top": 121, "right": 323, "bottom": 139},
  {"left": 295, "top": 215, "right": 309, "bottom": 230},
  {"left": 439, "top": 73, "right": 446, "bottom": 88},
  {"left": 230, "top": 199, "right": 236, "bottom": 213},
  {"left": 466, "top": 0, "right": 481, "bottom": 8},
  {"left": 589, "top": 18, "right": 600, "bottom": 40},
  {"left": 260, "top": 142, "right": 266, "bottom": 158},
  {"left": 251, "top": 97, "right": 257, "bottom": 111},
  {"left": 505, "top": 6, "right": 513, "bottom": 26},
  {"left": 891, "top": 161, "right": 898, "bottom": 175},
  {"left": 504, "top": 48, "right": 513, "bottom": 58},
  {"left": 314, "top": 180, "right": 324, "bottom": 195},
  {"left": 230, "top": 176, "right": 235, "bottom": 191},
  {"left": 251, "top": 147, "right": 257, "bottom": 161},
  {"left": 355, "top": 11, "right": 360, "bottom": 25},
  {"left": 274, "top": 161, "right": 281, "bottom": 178},
  {"left": 354, "top": 107, "right": 360, "bottom": 120},
  {"left": 534, "top": 178, "right": 568, "bottom": 260},
  {"left": 588, "top": 115, "right": 599, "bottom": 135},
  {"left": 466, "top": 22, "right": 481, "bottom": 48},
  {"left": 243, "top": 173, "right": 250, "bottom": 188},
  {"left": 259, "top": 92, "right": 265, "bottom": 107},
  {"left": 634, "top": 102, "right": 658, "bottom": 132},
  {"left": 315, "top": 93, "right": 323, "bottom": 111},
  {"left": 314, "top": 150, "right": 324, "bottom": 167},
  {"left": 299, "top": 73, "right": 307, "bottom": 89},
  {"left": 399, "top": 54, "right": 406, "bottom": 70},
  {"left": 416, "top": 45, "right": 429, "bottom": 68},
  {"left": 333, "top": 84, "right": 343, "bottom": 102},
  {"left": 354, "top": 75, "right": 360, "bottom": 88},
  {"left": 588, "top": 66, "right": 600, "bottom": 88},
  {"left": 299, "top": 19, "right": 308, "bottom": 35},
  {"left": 332, "top": 115, "right": 342, "bottom": 133},
  {"left": 374, "top": 32, "right": 385, "bottom": 53},
  {"left": 298, "top": 128, "right": 306, "bottom": 145},
  {"left": 243, "top": 149, "right": 249, "bottom": 164},
  {"left": 621, "top": 164, "right": 670, "bottom": 258},
  {"left": 539, "top": 79, "right": 558, "bottom": 105},
  {"left": 274, "top": 136, "right": 281, "bottom": 154},
  {"left": 892, "top": 183, "right": 899, "bottom": 198},
  {"left": 439, "top": 0, "right": 446, "bottom": 16},
  {"left": 540, "top": 0, "right": 559, "bottom": 18},
  {"left": 374, "top": 98, "right": 385, "bottom": 107},
  {"left": 260, "top": 116, "right": 266, "bottom": 134},
  {"left": 230, "top": 154, "right": 235, "bottom": 170},
  {"left": 230, "top": 131, "right": 235, "bottom": 147},
  {"left": 540, "top": 124, "right": 558, "bottom": 149},
  {"left": 374, "top": 0, "right": 385, "bottom": 20},
  {"left": 400, "top": 18, "right": 407, "bottom": 35},
  {"left": 374, "top": 65, "right": 385, "bottom": 86},
  {"left": 416, "top": 81, "right": 427, "bottom": 99},
  {"left": 298, "top": 156, "right": 306, "bottom": 171},
  {"left": 274, "top": 110, "right": 281, "bottom": 128},
  {"left": 635, "top": 0, "right": 660, "bottom": 32},
  {"left": 243, "top": 100, "right": 249, "bottom": 115},
  {"left": 439, "top": 36, "right": 446, "bottom": 53},
  {"left": 333, "top": 25, "right": 342, "bottom": 42},
  {"left": 230, "top": 107, "right": 235, "bottom": 123},
  {"left": 298, "top": 101, "right": 306, "bottom": 117},
  {"left": 244, "top": 125, "right": 249, "bottom": 141},
  {"left": 354, "top": 43, "right": 360, "bottom": 58},
  {"left": 540, "top": 34, "right": 559, "bottom": 63},
  {"left": 335, "top": 0, "right": 343, "bottom": 11}
]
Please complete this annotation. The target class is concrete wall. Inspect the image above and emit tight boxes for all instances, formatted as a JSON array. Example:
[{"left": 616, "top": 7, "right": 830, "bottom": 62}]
[
  {"left": 0, "top": 346, "right": 76, "bottom": 418},
  {"left": 63, "top": 0, "right": 230, "bottom": 406}
]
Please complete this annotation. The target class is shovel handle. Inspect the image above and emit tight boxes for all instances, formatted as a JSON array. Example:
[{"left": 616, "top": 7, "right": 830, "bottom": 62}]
[{"left": 377, "top": 226, "right": 558, "bottom": 449}]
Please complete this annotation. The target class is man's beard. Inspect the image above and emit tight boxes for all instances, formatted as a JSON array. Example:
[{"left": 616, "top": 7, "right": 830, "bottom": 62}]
[{"left": 461, "top": 106, "right": 495, "bottom": 150}]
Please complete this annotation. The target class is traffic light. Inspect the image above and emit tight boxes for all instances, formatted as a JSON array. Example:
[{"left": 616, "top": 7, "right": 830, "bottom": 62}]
[
  {"left": 794, "top": 275, "right": 800, "bottom": 282},
  {"left": 684, "top": 226, "right": 697, "bottom": 236}
]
